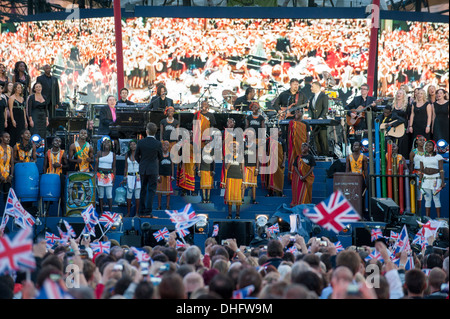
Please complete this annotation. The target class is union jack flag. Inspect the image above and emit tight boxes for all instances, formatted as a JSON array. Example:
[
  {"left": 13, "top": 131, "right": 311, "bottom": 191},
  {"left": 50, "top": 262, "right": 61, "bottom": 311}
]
[
  {"left": 130, "top": 247, "right": 150, "bottom": 262},
  {"left": 176, "top": 239, "right": 186, "bottom": 249},
  {"left": 267, "top": 223, "right": 280, "bottom": 234},
  {"left": 63, "top": 220, "right": 76, "bottom": 238},
  {"left": 286, "top": 246, "right": 298, "bottom": 254},
  {"left": 412, "top": 234, "right": 427, "bottom": 250},
  {"left": 99, "top": 211, "right": 120, "bottom": 230},
  {"left": 165, "top": 204, "right": 200, "bottom": 230},
  {"left": 212, "top": 224, "right": 219, "bottom": 237},
  {"left": 390, "top": 231, "right": 400, "bottom": 240},
  {"left": 0, "top": 214, "right": 9, "bottom": 233},
  {"left": 392, "top": 255, "right": 415, "bottom": 270},
  {"left": 233, "top": 284, "right": 255, "bottom": 299},
  {"left": 364, "top": 249, "right": 384, "bottom": 262},
  {"left": 45, "top": 232, "right": 60, "bottom": 247},
  {"left": 57, "top": 226, "right": 69, "bottom": 245},
  {"left": 153, "top": 227, "right": 170, "bottom": 242},
  {"left": 417, "top": 219, "right": 442, "bottom": 239},
  {"left": 176, "top": 227, "right": 190, "bottom": 238},
  {"left": 81, "top": 204, "right": 99, "bottom": 236},
  {"left": 36, "top": 279, "right": 73, "bottom": 299},
  {"left": 4, "top": 188, "right": 35, "bottom": 229},
  {"left": 334, "top": 241, "right": 344, "bottom": 253},
  {"left": 393, "top": 225, "right": 411, "bottom": 254},
  {"left": 0, "top": 227, "right": 35, "bottom": 273},
  {"left": 90, "top": 241, "right": 111, "bottom": 254},
  {"left": 371, "top": 228, "right": 383, "bottom": 242},
  {"left": 302, "top": 190, "right": 360, "bottom": 234}
]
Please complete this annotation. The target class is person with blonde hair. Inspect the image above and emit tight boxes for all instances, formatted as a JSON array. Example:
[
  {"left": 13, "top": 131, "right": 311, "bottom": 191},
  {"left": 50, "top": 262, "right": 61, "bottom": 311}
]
[
  {"left": 408, "top": 88, "right": 432, "bottom": 141},
  {"left": 388, "top": 89, "right": 410, "bottom": 158}
]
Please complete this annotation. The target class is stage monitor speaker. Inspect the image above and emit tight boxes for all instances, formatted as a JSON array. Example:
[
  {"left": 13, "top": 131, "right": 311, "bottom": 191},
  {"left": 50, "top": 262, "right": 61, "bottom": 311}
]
[
  {"left": 120, "top": 234, "right": 142, "bottom": 247},
  {"left": 370, "top": 198, "right": 399, "bottom": 223},
  {"left": 213, "top": 221, "right": 254, "bottom": 247}
]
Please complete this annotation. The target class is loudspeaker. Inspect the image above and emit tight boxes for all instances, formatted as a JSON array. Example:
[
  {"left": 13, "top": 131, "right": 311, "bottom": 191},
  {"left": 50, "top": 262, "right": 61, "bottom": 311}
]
[
  {"left": 370, "top": 198, "right": 399, "bottom": 223},
  {"left": 120, "top": 234, "right": 142, "bottom": 247},
  {"left": 213, "top": 221, "right": 254, "bottom": 246}
]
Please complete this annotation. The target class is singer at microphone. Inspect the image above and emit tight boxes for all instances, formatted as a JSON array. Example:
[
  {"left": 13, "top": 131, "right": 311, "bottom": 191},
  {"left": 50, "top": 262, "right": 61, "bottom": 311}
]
[{"left": 149, "top": 84, "right": 173, "bottom": 111}]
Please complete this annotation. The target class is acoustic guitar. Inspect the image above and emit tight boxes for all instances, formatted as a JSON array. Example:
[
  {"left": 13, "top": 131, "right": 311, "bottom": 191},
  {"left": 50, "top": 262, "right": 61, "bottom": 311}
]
[
  {"left": 346, "top": 98, "right": 385, "bottom": 126},
  {"left": 380, "top": 120, "right": 405, "bottom": 138}
]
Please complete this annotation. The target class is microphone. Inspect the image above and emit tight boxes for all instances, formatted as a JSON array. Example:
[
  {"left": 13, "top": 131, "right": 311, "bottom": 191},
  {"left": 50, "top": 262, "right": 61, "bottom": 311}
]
[{"left": 207, "top": 83, "right": 218, "bottom": 87}]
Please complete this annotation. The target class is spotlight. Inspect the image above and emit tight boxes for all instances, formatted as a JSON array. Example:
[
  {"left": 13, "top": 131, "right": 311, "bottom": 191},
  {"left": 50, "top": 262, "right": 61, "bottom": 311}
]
[
  {"left": 195, "top": 214, "right": 208, "bottom": 234},
  {"left": 31, "top": 134, "right": 41, "bottom": 144},
  {"left": 361, "top": 138, "right": 369, "bottom": 152},
  {"left": 255, "top": 215, "right": 269, "bottom": 228},
  {"left": 437, "top": 139, "right": 448, "bottom": 154}
]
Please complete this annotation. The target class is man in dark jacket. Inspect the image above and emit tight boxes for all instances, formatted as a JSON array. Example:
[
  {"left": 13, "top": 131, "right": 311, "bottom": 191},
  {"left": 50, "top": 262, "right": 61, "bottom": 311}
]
[
  {"left": 135, "top": 122, "right": 162, "bottom": 217},
  {"left": 309, "top": 81, "right": 329, "bottom": 156},
  {"left": 36, "top": 65, "right": 60, "bottom": 119}
]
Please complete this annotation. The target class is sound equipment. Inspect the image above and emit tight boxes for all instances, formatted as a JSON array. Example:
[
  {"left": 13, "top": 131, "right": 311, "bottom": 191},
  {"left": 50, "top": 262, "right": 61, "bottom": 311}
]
[
  {"left": 370, "top": 197, "right": 399, "bottom": 224},
  {"left": 354, "top": 227, "right": 373, "bottom": 247},
  {"left": 120, "top": 233, "right": 142, "bottom": 247},
  {"left": 213, "top": 220, "right": 254, "bottom": 246}
]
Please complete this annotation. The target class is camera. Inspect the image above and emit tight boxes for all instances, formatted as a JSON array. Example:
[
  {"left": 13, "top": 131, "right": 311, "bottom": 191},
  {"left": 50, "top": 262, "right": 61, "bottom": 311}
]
[
  {"left": 320, "top": 241, "right": 328, "bottom": 246},
  {"left": 290, "top": 236, "right": 296, "bottom": 242},
  {"left": 221, "top": 240, "right": 229, "bottom": 246},
  {"left": 140, "top": 262, "right": 149, "bottom": 276}
]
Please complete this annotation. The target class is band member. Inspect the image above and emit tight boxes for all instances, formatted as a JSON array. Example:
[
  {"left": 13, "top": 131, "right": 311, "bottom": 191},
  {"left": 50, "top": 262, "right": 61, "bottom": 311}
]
[
  {"left": 149, "top": 84, "right": 173, "bottom": 111},
  {"left": 243, "top": 129, "right": 259, "bottom": 204},
  {"left": 177, "top": 131, "right": 196, "bottom": 196},
  {"left": 0, "top": 132, "right": 14, "bottom": 205},
  {"left": 123, "top": 140, "right": 140, "bottom": 217},
  {"left": 98, "top": 95, "right": 117, "bottom": 136},
  {"left": 221, "top": 118, "right": 237, "bottom": 189},
  {"left": 69, "top": 129, "right": 94, "bottom": 172},
  {"left": 288, "top": 109, "right": 310, "bottom": 180},
  {"left": 273, "top": 78, "right": 308, "bottom": 120},
  {"left": 95, "top": 136, "right": 116, "bottom": 214},
  {"left": 225, "top": 141, "right": 244, "bottom": 219},
  {"left": 14, "top": 129, "right": 36, "bottom": 163},
  {"left": 291, "top": 143, "right": 315, "bottom": 206},
  {"left": 409, "top": 135, "right": 426, "bottom": 212},
  {"left": 197, "top": 141, "right": 215, "bottom": 204},
  {"left": 345, "top": 83, "right": 377, "bottom": 140},
  {"left": 233, "top": 87, "right": 256, "bottom": 112},
  {"left": 160, "top": 106, "right": 179, "bottom": 150},
  {"left": 116, "top": 87, "right": 135, "bottom": 106},
  {"left": 44, "top": 136, "right": 67, "bottom": 175},
  {"left": 157, "top": 141, "right": 174, "bottom": 210},
  {"left": 267, "top": 128, "right": 287, "bottom": 197},
  {"left": 346, "top": 140, "right": 368, "bottom": 178},
  {"left": 308, "top": 81, "right": 329, "bottom": 156}
]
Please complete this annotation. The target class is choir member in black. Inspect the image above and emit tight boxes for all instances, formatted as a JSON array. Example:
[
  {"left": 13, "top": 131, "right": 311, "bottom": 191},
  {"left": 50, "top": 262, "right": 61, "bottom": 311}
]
[
  {"left": 116, "top": 87, "right": 135, "bottom": 106},
  {"left": 8, "top": 83, "right": 27, "bottom": 147},
  {"left": 272, "top": 78, "right": 307, "bottom": 120},
  {"left": 407, "top": 88, "right": 432, "bottom": 141},
  {"left": 27, "top": 82, "right": 49, "bottom": 139},
  {"left": 345, "top": 83, "right": 377, "bottom": 142},
  {"left": 149, "top": 84, "right": 173, "bottom": 111},
  {"left": 0, "top": 63, "right": 8, "bottom": 90},
  {"left": 197, "top": 142, "right": 215, "bottom": 204},
  {"left": 0, "top": 90, "right": 8, "bottom": 134},
  {"left": 159, "top": 106, "right": 179, "bottom": 149},
  {"left": 245, "top": 102, "right": 265, "bottom": 137},
  {"left": 233, "top": 87, "right": 256, "bottom": 112},
  {"left": 432, "top": 89, "right": 449, "bottom": 143},
  {"left": 36, "top": 65, "right": 60, "bottom": 119},
  {"left": 157, "top": 141, "right": 174, "bottom": 210},
  {"left": 12, "top": 62, "right": 31, "bottom": 101}
]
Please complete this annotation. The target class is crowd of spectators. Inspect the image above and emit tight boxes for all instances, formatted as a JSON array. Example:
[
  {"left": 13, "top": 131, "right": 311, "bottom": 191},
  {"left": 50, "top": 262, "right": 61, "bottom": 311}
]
[{"left": 0, "top": 228, "right": 448, "bottom": 300}]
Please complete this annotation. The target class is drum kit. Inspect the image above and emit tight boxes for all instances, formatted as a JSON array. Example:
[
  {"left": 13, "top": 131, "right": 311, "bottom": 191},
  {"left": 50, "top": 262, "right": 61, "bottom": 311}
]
[{"left": 64, "top": 89, "right": 92, "bottom": 119}]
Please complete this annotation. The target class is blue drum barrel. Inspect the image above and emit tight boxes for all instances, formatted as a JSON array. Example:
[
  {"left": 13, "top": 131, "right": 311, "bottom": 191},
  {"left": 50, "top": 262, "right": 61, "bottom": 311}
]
[
  {"left": 40, "top": 173, "right": 61, "bottom": 201},
  {"left": 14, "top": 162, "right": 39, "bottom": 202}
]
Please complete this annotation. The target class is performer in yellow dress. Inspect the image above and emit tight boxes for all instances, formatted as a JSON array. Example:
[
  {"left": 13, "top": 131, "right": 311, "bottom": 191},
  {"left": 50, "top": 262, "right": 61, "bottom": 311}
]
[
  {"left": 0, "top": 132, "right": 14, "bottom": 203},
  {"left": 69, "top": 129, "right": 94, "bottom": 172}
]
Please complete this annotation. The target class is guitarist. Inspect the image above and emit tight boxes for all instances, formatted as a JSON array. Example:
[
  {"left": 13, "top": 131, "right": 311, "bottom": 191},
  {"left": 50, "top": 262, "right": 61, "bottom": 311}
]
[
  {"left": 345, "top": 83, "right": 378, "bottom": 143},
  {"left": 273, "top": 78, "right": 307, "bottom": 142}
]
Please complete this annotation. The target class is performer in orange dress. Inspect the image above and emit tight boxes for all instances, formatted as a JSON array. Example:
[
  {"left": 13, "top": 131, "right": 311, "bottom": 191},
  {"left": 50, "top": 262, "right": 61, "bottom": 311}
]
[
  {"left": 291, "top": 143, "right": 315, "bottom": 206},
  {"left": 288, "top": 109, "right": 309, "bottom": 180}
]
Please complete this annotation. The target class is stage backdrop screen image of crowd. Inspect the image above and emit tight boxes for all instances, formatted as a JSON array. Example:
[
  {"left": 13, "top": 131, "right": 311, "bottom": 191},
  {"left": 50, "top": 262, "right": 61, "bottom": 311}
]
[{"left": 0, "top": 18, "right": 448, "bottom": 106}]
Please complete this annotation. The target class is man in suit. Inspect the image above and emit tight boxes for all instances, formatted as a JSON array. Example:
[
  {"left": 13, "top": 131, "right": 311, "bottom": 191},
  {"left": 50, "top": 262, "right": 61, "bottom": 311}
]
[
  {"left": 135, "top": 122, "right": 162, "bottom": 217},
  {"left": 98, "top": 95, "right": 117, "bottom": 136},
  {"left": 36, "top": 65, "right": 60, "bottom": 119},
  {"left": 309, "top": 81, "right": 329, "bottom": 156}
]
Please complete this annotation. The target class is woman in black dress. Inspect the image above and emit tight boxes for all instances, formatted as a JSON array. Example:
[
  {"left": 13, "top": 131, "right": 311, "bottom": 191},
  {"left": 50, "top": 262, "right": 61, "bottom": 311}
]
[
  {"left": 0, "top": 92, "right": 7, "bottom": 134},
  {"left": 8, "top": 83, "right": 28, "bottom": 147},
  {"left": 12, "top": 61, "right": 31, "bottom": 101},
  {"left": 390, "top": 88, "right": 410, "bottom": 159},
  {"left": 27, "top": 82, "right": 49, "bottom": 139},
  {"left": 407, "top": 88, "right": 432, "bottom": 141},
  {"left": 0, "top": 63, "right": 9, "bottom": 89},
  {"left": 432, "top": 89, "right": 449, "bottom": 143}
]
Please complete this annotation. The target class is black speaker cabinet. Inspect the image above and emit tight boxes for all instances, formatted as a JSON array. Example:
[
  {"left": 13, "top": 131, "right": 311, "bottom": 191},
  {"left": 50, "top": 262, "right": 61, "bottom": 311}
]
[
  {"left": 354, "top": 227, "right": 373, "bottom": 247},
  {"left": 213, "top": 221, "right": 254, "bottom": 247},
  {"left": 370, "top": 198, "right": 399, "bottom": 223},
  {"left": 120, "top": 234, "right": 142, "bottom": 247}
]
